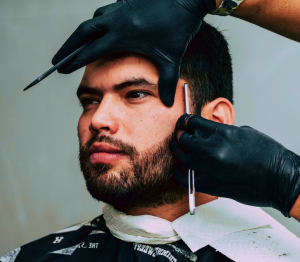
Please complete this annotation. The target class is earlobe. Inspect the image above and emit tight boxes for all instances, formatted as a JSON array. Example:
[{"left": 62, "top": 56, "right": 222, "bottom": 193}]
[{"left": 201, "top": 98, "right": 235, "bottom": 125}]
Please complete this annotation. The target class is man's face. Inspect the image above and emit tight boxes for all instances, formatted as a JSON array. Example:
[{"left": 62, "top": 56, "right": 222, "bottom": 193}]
[{"left": 77, "top": 53, "right": 188, "bottom": 211}]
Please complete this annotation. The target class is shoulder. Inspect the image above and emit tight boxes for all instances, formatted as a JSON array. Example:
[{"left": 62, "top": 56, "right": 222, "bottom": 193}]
[
  {"left": 211, "top": 208, "right": 300, "bottom": 261},
  {"left": 0, "top": 215, "right": 107, "bottom": 262}
]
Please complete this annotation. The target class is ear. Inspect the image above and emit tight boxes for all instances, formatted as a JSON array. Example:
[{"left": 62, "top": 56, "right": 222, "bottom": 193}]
[{"left": 201, "top": 97, "right": 235, "bottom": 125}]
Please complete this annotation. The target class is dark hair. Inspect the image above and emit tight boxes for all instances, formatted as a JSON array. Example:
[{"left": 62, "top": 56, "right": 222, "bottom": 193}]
[
  {"left": 180, "top": 20, "right": 233, "bottom": 115},
  {"left": 103, "top": 20, "right": 233, "bottom": 113}
]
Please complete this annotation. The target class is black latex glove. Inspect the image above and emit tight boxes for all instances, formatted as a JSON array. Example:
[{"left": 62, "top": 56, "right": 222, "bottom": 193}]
[
  {"left": 52, "top": 0, "right": 215, "bottom": 107},
  {"left": 170, "top": 114, "right": 300, "bottom": 217}
]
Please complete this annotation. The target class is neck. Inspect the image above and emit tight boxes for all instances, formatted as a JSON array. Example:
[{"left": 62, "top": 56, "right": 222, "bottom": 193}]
[{"left": 123, "top": 193, "right": 218, "bottom": 222}]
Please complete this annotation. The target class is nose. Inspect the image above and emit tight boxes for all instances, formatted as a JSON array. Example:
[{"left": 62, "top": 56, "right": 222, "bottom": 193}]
[{"left": 89, "top": 94, "right": 120, "bottom": 136}]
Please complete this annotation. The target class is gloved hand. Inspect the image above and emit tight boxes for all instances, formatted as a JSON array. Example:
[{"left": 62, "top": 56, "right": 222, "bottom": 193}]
[
  {"left": 170, "top": 113, "right": 300, "bottom": 217},
  {"left": 52, "top": 0, "right": 216, "bottom": 107}
]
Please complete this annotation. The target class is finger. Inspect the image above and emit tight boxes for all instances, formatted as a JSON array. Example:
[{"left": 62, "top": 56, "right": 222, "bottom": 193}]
[
  {"left": 171, "top": 136, "right": 210, "bottom": 172},
  {"left": 185, "top": 115, "right": 219, "bottom": 139},
  {"left": 176, "top": 130, "right": 185, "bottom": 142},
  {"left": 177, "top": 131, "right": 199, "bottom": 153},
  {"left": 170, "top": 140, "right": 191, "bottom": 166},
  {"left": 172, "top": 166, "right": 189, "bottom": 190},
  {"left": 58, "top": 32, "right": 120, "bottom": 74},
  {"left": 93, "top": 2, "right": 121, "bottom": 18},
  {"left": 170, "top": 140, "right": 190, "bottom": 189},
  {"left": 52, "top": 15, "right": 108, "bottom": 66},
  {"left": 158, "top": 63, "right": 180, "bottom": 107},
  {"left": 169, "top": 139, "right": 178, "bottom": 153},
  {"left": 175, "top": 113, "right": 195, "bottom": 131}
]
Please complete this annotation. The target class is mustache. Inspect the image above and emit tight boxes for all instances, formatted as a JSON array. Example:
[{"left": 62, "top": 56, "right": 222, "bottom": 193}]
[
  {"left": 81, "top": 131, "right": 176, "bottom": 160},
  {"left": 81, "top": 134, "right": 139, "bottom": 161}
]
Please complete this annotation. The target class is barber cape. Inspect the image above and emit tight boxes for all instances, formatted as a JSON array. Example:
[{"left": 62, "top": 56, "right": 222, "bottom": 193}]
[{"left": 1, "top": 198, "right": 300, "bottom": 262}]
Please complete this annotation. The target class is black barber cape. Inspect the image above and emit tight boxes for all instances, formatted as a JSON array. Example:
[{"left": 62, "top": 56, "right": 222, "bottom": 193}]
[{"left": 1, "top": 215, "right": 234, "bottom": 262}]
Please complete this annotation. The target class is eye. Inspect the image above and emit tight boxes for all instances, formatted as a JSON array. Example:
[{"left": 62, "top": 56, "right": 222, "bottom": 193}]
[
  {"left": 126, "top": 91, "right": 149, "bottom": 100},
  {"left": 79, "top": 97, "right": 99, "bottom": 108}
]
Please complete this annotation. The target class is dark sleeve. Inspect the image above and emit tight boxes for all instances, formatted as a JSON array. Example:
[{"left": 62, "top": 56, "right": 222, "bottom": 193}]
[{"left": 0, "top": 218, "right": 99, "bottom": 262}]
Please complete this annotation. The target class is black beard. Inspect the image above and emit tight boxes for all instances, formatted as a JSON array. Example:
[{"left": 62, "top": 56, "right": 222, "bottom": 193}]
[{"left": 78, "top": 132, "right": 187, "bottom": 212}]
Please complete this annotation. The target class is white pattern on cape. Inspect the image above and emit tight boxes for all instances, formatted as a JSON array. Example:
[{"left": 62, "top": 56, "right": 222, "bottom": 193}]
[
  {"left": 50, "top": 244, "right": 80, "bottom": 256},
  {"left": 0, "top": 247, "right": 21, "bottom": 262}
]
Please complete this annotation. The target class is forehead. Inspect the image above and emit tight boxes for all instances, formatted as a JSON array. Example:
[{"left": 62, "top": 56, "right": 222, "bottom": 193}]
[{"left": 81, "top": 53, "right": 160, "bottom": 87}]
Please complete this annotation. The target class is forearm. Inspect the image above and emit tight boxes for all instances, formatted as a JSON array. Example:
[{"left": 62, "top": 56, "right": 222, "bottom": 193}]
[
  {"left": 290, "top": 194, "right": 300, "bottom": 222},
  {"left": 225, "top": 0, "right": 300, "bottom": 42}
]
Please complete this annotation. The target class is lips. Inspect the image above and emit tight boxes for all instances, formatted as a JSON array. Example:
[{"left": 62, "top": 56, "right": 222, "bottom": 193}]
[{"left": 88, "top": 143, "right": 125, "bottom": 164}]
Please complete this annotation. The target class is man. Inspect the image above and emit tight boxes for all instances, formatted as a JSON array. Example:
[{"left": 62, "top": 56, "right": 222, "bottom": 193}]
[
  {"left": 1, "top": 21, "right": 300, "bottom": 262},
  {"left": 51, "top": 0, "right": 300, "bottom": 221}
]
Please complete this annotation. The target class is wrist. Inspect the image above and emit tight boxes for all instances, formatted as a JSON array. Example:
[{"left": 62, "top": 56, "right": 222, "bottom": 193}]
[
  {"left": 215, "top": 0, "right": 223, "bottom": 10},
  {"left": 211, "top": 0, "right": 246, "bottom": 16},
  {"left": 290, "top": 194, "right": 300, "bottom": 221},
  {"left": 276, "top": 151, "right": 300, "bottom": 217}
]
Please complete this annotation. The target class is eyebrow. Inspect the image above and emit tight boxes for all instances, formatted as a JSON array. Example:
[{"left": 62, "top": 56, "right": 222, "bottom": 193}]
[{"left": 76, "top": 78, "right": 157, "bottom": 99}]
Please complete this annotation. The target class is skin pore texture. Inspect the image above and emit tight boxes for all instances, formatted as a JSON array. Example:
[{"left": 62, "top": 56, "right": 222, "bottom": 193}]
[{"left": 77, "top": 53, "right": 235, "bottom": 222}]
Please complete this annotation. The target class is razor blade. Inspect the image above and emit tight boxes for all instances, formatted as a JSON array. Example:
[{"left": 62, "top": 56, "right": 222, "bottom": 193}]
[{"left": 184, "top": 83, "right": 195, "bottom": 215}]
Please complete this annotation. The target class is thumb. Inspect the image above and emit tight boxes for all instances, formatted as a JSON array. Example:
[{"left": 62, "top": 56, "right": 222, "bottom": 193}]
[
  {"left": 93, "top": 2, "right": 122, "bottom": 17},
  {"left": 185, "top": 115, "right": 218, "bottom": 139},
  {"left": 158, "top": 63, "right": 180, "bottom": 107}
]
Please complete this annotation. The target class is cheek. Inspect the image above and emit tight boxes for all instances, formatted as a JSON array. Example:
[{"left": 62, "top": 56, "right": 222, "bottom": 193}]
[
  {"left": 77, "top": 115, "right": 90, "bottom": 145},
  {"left": 128, "top": 109, "right": 179, "bottom": 151}
]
